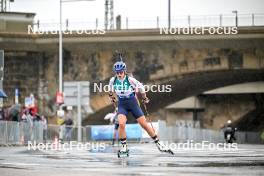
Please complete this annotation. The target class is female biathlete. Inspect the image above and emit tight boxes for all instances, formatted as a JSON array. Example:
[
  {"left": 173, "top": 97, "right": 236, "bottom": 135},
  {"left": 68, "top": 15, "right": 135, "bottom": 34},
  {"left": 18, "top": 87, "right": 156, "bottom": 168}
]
[{"left": 108, "top": 61, "right": 173, "bottom": 156}]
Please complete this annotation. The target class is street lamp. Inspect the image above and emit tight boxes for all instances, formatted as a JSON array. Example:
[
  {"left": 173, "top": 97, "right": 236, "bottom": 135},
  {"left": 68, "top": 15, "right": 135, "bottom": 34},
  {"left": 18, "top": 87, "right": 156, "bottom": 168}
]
[
  {"left": 232, "top": 10, "right": 238, "bottom": 27},
  {"left": 168, "top": 0, "right": 171, "bottom": 29},
  {"left": 59, "top": 0, "right": 95, "bottom": 94},
  {"left": 58, "top": 0, "right": 95, "bottom": 142}
]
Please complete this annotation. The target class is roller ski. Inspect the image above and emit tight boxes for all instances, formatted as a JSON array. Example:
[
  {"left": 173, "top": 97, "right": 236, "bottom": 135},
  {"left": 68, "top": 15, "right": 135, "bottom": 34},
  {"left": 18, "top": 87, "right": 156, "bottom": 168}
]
[
  {"left": 156, "top": 141, "right": 174, "bottom": 155},
  {"left": 117, "top": 144, "right": 129, "bottom": 158}
]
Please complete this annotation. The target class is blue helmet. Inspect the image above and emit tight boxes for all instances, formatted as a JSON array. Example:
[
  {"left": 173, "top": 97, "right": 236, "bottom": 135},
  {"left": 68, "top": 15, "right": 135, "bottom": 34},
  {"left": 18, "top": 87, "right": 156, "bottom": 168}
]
[{"left": 113, "top": 61, "right": 126, "bottom": 72}]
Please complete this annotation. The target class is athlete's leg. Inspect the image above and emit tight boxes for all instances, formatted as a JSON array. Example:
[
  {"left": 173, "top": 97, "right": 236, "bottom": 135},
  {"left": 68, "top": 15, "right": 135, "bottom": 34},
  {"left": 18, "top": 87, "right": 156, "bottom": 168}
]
[
  {"left": 129, "top": 97, "right": 172, "bottom": 154},
  {"left": 137, "top": 115, "right": 171, "bottom": 153},
  {"left": 118, "top": 114, "right": 128, "bottom": 152},
  {"left": 129, "top": 97, "right": 157, "bottom": 139},
  {"left": 118, "top": 114, "right": 127, "bottom": 139},
  {"left": 128, "top": 97, "right": 156, "bottom": 137},
  {"left": 137, "top": 116, "right": 156, "bottom": 138},
  {"left": 117, "top": 100, "right": 129, "bottom": 152}
]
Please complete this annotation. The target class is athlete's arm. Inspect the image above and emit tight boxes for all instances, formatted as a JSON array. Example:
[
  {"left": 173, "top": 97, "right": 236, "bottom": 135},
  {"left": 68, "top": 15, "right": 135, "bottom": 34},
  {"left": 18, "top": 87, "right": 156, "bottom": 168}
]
[
  {"left": 128, "top": 77, "right": 149, "bottom": 103},
  {"left": 128, "top": 77, "right": 145, "bottom": 93},
  {"left": 108, "top": 77, "right": 116, "bottom": 103}
]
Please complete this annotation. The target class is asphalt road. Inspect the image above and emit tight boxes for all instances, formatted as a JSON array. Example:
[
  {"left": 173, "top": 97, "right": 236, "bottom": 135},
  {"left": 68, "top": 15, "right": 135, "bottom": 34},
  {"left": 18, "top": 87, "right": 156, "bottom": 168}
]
[{"left": 0, "top": 142, "right": 264, "bottom": 176}]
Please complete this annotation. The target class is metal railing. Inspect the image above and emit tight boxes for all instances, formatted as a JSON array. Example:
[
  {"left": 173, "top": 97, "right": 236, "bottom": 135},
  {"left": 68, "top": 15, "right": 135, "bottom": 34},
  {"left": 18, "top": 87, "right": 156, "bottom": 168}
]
[
  {"left": 32, "top": 13, "right": 264, "bottom": 32},
  {"left": 0, "top": 120, "right": 263, "bottom": 145},
  {"left": 47, "top": 124, "right": 88, "bottom": 142},
  {"left": 158, "top": 121, "right": 263, "bottom": 144},
  {"left": 0, "top": 121, "right": 43, "bottom": 145},
  {"left": 0, "top": 121, "right": 89, "bottom": 145}
]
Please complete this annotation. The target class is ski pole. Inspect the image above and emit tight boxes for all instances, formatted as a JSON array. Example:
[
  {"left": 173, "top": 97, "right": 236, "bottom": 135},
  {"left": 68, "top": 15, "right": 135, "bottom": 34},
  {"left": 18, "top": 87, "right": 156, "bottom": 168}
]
[
  {"left": 113, "top": 101, "right": 118, "bottom": 112},
  {"left": 142, "top": 102, "right": 156, "bottom": 133},
  {"left": 143, "top": 101, "right": 175, "bottom": 155}
]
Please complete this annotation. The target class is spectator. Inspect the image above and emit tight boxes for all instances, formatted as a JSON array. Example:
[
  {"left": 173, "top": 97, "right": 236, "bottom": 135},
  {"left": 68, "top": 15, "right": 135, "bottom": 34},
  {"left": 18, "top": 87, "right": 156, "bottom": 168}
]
[
  {"left": 41, "top": 115, "right": 48, "bottom": 143},
  {"left": 21, "top": 109, "right": 33, "bottom": 144},
  {"left": 21, "top": 109, "right": 33, "bottom": 126},
  {"left": 104, "top": 109, "right": 118, "bottom": 145},
  {"left": 57, "top": 110, "right": 65, "bottom": 143},
  {"left": 3, "top": 106, "right": 10, "bottom": 121},
  {"left": 29, "top": 106, "right": 38, "bottom": 117},
  {"left": 0, "top": 107, "right": 4, "bottom": 120},
  {"left": 64, "top": 110, "right": 73, "bottom": 141},
  {"left": 9, "top": 104, "right": 21, "bottom": 122},
  {"left": 34, "top": 113, "right": 42, "bottom": 122}
]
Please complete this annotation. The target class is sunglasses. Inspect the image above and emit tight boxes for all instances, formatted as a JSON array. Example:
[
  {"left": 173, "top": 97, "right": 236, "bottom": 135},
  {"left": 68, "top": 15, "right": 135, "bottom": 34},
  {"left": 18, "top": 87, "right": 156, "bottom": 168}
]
[{"left": 116, "top": 71, "right": 124, "bottom": 75}]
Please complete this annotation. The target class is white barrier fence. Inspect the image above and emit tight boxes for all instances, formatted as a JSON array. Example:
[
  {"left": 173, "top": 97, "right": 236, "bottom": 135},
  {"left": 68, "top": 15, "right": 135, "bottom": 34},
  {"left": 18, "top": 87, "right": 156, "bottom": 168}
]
[
  {"left": 46, "top": 124, "right": 88, "bottom": 142},
  {"left": 0, "top": 121, "right": 43, "bottom": 145},
  {"left": 0, "top": 120, "right": 263, "bottom": 145},
  {"left": 158, "top": 121, "right": 263, "bottom": 144},
  {"left": 0, "top": 121, "right": 91, "bottom": 145}
]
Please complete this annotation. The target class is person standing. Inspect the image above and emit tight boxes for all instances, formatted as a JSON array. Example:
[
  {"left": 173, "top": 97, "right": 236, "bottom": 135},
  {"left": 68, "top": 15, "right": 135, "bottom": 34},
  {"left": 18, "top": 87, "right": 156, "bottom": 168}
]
[
  {"left": 104, "top": 108, "right": 119, "bottom": 145},
  {"left": 64, "top": 110, "right": 73, "bottom": 141},
  {"left": 41, "top": 115, "right": 48, "bottom": 143}
]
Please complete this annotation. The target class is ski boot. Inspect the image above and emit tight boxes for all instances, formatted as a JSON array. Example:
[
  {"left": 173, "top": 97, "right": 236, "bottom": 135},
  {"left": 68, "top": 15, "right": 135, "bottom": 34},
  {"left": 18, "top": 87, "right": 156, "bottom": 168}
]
[
  {"left": 117, "top": 144, "right": 129, "bottom": 158},
  {"left": 156, "top": 141, "right": 174, "bottom": 155}
]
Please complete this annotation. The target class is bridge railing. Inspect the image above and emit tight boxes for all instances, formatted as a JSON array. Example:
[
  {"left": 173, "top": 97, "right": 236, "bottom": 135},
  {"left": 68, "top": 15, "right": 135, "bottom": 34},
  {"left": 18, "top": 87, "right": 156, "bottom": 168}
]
[{"left": 32, "top": 13, "right": 264, "bottom": 32}]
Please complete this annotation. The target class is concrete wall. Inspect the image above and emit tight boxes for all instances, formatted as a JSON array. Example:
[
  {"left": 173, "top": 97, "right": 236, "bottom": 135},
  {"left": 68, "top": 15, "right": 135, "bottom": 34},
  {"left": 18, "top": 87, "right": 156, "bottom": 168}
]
[
  {"left": 163, "top": 94, "right": 257, "bottom": 129},
  {"left": 202, "top": 94, "right": 256, "bottom": 129},
  {"left": 0, "top": 12, "right": 35, "bottom": 33}
]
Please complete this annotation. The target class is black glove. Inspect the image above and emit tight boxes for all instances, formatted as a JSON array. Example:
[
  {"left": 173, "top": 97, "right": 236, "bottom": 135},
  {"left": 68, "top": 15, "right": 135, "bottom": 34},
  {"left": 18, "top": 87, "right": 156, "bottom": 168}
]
[
  {"left": 142, "top": 97, "right": 150, "bottom": 104},
  {"left": 109, "top": 92, "right": 116, "bottom": 103},
  {"left": 110, "top": 96, "right": 116, "bottom": 103}
]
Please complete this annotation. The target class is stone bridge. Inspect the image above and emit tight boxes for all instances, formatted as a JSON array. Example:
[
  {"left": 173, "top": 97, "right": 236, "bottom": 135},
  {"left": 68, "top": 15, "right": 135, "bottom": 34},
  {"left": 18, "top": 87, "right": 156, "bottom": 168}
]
[{"left": 0, "top": 27, "right": 264, "bottom": 127}]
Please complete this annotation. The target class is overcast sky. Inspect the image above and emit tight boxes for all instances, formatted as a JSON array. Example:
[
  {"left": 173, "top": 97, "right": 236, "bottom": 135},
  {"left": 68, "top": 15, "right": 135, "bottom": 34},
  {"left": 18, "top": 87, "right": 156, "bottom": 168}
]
[{"left": 7, "top": 0, "right": 264, "bottom": 28}]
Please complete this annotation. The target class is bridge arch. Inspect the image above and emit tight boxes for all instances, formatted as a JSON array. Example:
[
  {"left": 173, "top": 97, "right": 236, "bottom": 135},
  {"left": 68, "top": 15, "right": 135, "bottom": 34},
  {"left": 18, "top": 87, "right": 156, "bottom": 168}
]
[{"left": 84, "top": 69, "right": 264, "bottom": 125}]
